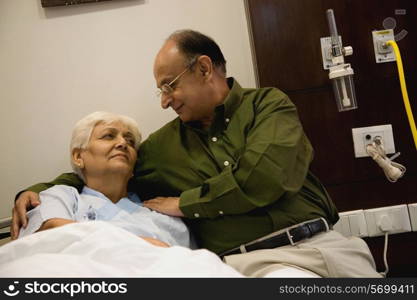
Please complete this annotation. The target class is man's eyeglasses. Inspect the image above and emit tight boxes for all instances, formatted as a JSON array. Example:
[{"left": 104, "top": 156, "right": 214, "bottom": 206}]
[{"left": 156, "top": 57, "right": 198, "bottom": 98}]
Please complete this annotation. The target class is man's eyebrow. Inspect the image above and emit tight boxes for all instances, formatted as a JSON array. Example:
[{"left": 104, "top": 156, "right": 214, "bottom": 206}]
[{"left": 158, "top": 77, "right": 171, "bottom": 87}]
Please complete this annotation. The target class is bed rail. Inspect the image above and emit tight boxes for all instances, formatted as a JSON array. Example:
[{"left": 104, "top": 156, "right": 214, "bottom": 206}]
[{"left": 0, "top": 217, "right": 12, "bottom": 240}]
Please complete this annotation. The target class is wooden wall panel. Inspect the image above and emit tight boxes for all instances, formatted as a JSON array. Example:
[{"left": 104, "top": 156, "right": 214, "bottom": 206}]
[
  {"left": 247, "top": 0, "right": 417, "bottom": 276},
  {"left": 248, "top": 0, "right": 417, "bottom": 89}
]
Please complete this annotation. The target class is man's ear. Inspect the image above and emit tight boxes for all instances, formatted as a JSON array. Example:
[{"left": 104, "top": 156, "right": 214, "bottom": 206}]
[
  {"left": 72, "top": 148, "right": 85, "bottom": 169},
  {"left": 197, "top": 55, "right": 213, "bottom": 79}
]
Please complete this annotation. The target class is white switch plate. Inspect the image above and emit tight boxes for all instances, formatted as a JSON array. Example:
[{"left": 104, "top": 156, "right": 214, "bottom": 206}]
[
  {"left": 364, "top": 204, "right": 411, "bottom": 237},
  {"left": 333, "top": 209, "right": 368, "bottom": 237},
  {"left": 408, "top": 203, "right": 417, "bottom": 231},
  {"left": 333, "top": 214, "right": 350, "bottom": 237},
  {"left": 352, "top": 124, "right": 395, "bottom": 158}
]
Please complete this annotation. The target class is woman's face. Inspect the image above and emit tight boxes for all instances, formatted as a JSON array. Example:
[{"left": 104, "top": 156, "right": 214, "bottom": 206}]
[{"left": 78, "top": 121, "right": 137, "bottom": 180}]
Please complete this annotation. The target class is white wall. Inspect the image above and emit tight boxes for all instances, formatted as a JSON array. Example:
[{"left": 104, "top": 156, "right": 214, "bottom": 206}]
[{"left": 0, "top": 0, "right": 256, "bottom": 219}]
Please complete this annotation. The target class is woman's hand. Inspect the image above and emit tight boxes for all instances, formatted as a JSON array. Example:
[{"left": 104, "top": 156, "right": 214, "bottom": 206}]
[
  {"left": 39, "top": 218, "right": 75, "bottom": 231},
  {"left": 11, "top": 191, "right": 41, "bottom": 239},
  {"left": 140, "top": 237, "right": 170, "bottom": 247},
  {"left": 143, "top": 197, "right": 184, "bottom": 217}
]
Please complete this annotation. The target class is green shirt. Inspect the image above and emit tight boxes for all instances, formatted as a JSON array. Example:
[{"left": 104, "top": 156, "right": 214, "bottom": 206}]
[{"left": 27, "top": 78, "right": 339, "bottom": 254}]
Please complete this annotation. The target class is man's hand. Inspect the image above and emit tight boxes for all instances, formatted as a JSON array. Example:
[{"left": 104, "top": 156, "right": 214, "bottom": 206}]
[
  {"left": 11, "top": 191, "right": 40, "bottom": 239},
  {"left": 140, "top": 237, "right": 170, "bottom": 248},
  {"left": 143, "top": 197, "right": 184, "bottom": 217}
]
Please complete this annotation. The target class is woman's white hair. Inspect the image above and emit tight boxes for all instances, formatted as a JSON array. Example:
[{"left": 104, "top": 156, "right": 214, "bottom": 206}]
[{"left": 70, "top": 111, "right": 142, "bottom": 180}]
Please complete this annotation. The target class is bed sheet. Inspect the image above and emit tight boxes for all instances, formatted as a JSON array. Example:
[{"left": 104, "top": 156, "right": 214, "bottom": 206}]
[{"left": 0, "top": 221, "right": 243, "bottom": 278}]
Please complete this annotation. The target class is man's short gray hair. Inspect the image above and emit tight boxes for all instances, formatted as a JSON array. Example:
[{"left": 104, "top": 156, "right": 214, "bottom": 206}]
[
  {"left": 70, "top": 111, "right": 142, "bottom": 180},
  {"left": 168, "top": 29, "right": 227, "bottom": 75}
]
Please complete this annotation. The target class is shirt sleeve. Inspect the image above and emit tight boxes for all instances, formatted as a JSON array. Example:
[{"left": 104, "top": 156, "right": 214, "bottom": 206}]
[
  {"left": 19, "top": 185, "right": 78, "bottom": 237},
  {"left": 180, "top": 92, "right": 314, "bottom": 219},
  {"left": 16, "top": 172, "right": 84, "bottom": 201}
]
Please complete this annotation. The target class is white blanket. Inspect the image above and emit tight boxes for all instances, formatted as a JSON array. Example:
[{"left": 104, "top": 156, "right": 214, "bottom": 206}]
[{"left": 0, "top": 221, "right": 243, "bottom": 277}]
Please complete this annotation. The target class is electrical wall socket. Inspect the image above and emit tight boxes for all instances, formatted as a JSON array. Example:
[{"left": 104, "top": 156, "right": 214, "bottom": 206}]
[
  {"left": 364, "top": 204, "right": 411, "bottom": 237},
  {"left": 352, "top": 124, "right": 395, "bottom": 158},
  {"left": 333, "top": 209, "right": 368, "bottom": 237},
  {"left": 372, "top": 29, "right": 396, "bottom": 63},
  {"left": 408, "top": 203, "right": 417, "bottom": 231}
]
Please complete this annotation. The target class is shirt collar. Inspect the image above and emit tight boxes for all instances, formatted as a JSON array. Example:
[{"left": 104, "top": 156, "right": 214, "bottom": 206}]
[
  {"left": 209, "top": 77, "right": 243, "bottom": 134},
  {"left": 183, "top": 77, "right": 244, "bottom": 134},
  {"left": 82, "top": 186, "right": 106, "bottom": 199},
  {"left": 82, "top": 186, "right": 138, "bottom": 203},
  {"left": 220, "top": 77, "right": 244, "bottom": 121}
]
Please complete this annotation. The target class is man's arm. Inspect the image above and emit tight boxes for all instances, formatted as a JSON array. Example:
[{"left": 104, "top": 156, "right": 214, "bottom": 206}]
[
  {"left": 184, "top": 90, "right": 313, "bottom": 218},
  {"left": 11, "top": 173, "right": 84, "bottom": 239},
  {"left": 21, "top": 172, "right": 84, "bottom": 196},
  {"left": 185, "top": 98, "right": 309, "bottom": 217},
  {"left": 142, "top": 91, "right": 314, "bottom": 219},
  {"left": 187, "top": 93, "right": 310, "bottom": 218}
]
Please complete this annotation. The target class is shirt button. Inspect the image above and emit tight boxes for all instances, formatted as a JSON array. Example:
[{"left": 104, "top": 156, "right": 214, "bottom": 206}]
[
  {"left": 225, "top": 118, "right": 230, "bottom": 123},
  {"left": 223, "top": 161, "right": 230, "bottom": 166},
  {"left": 194, "top": 213, "right": 200, "bottom": 218},
  {"left": 219, "top": 210, "right": 224, "bottom": 215},
  {"left": 211, "top": 137, "right": 218, "bottom": 142}
]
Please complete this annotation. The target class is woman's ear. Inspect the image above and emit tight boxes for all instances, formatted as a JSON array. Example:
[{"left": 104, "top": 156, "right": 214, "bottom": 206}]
[{"left": 72, "top": 148, "right": 84, "bottom": 169}]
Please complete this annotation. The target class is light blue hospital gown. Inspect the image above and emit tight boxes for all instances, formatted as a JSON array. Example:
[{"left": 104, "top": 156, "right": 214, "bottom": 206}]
[{"left": 19, "top": 185, "right": 192, "bottom": 248}]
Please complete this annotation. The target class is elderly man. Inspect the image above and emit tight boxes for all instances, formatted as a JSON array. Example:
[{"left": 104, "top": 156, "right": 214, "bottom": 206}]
[{"left": 12, "top": 30, "right": 381, "bottom": 277}]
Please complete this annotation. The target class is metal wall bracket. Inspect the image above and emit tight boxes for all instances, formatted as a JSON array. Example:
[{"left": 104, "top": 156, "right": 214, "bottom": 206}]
[{"left": 320, "top": 36, "right": 342, "bottom": 70}]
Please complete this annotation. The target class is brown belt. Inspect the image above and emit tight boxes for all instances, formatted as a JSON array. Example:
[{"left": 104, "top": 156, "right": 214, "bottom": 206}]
[{"left": 219, "top": 218, "right": 330, "bottom": 258}]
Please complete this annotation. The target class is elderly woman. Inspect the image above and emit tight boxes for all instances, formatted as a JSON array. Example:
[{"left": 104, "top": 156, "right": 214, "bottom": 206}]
[{"left": 19, "top": 111, "right": 191, "bottom": 248}]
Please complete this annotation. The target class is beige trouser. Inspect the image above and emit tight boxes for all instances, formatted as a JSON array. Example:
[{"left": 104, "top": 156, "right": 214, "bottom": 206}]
[{"left": 223, "top": 230, "right": 382, "bottom": 278}]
